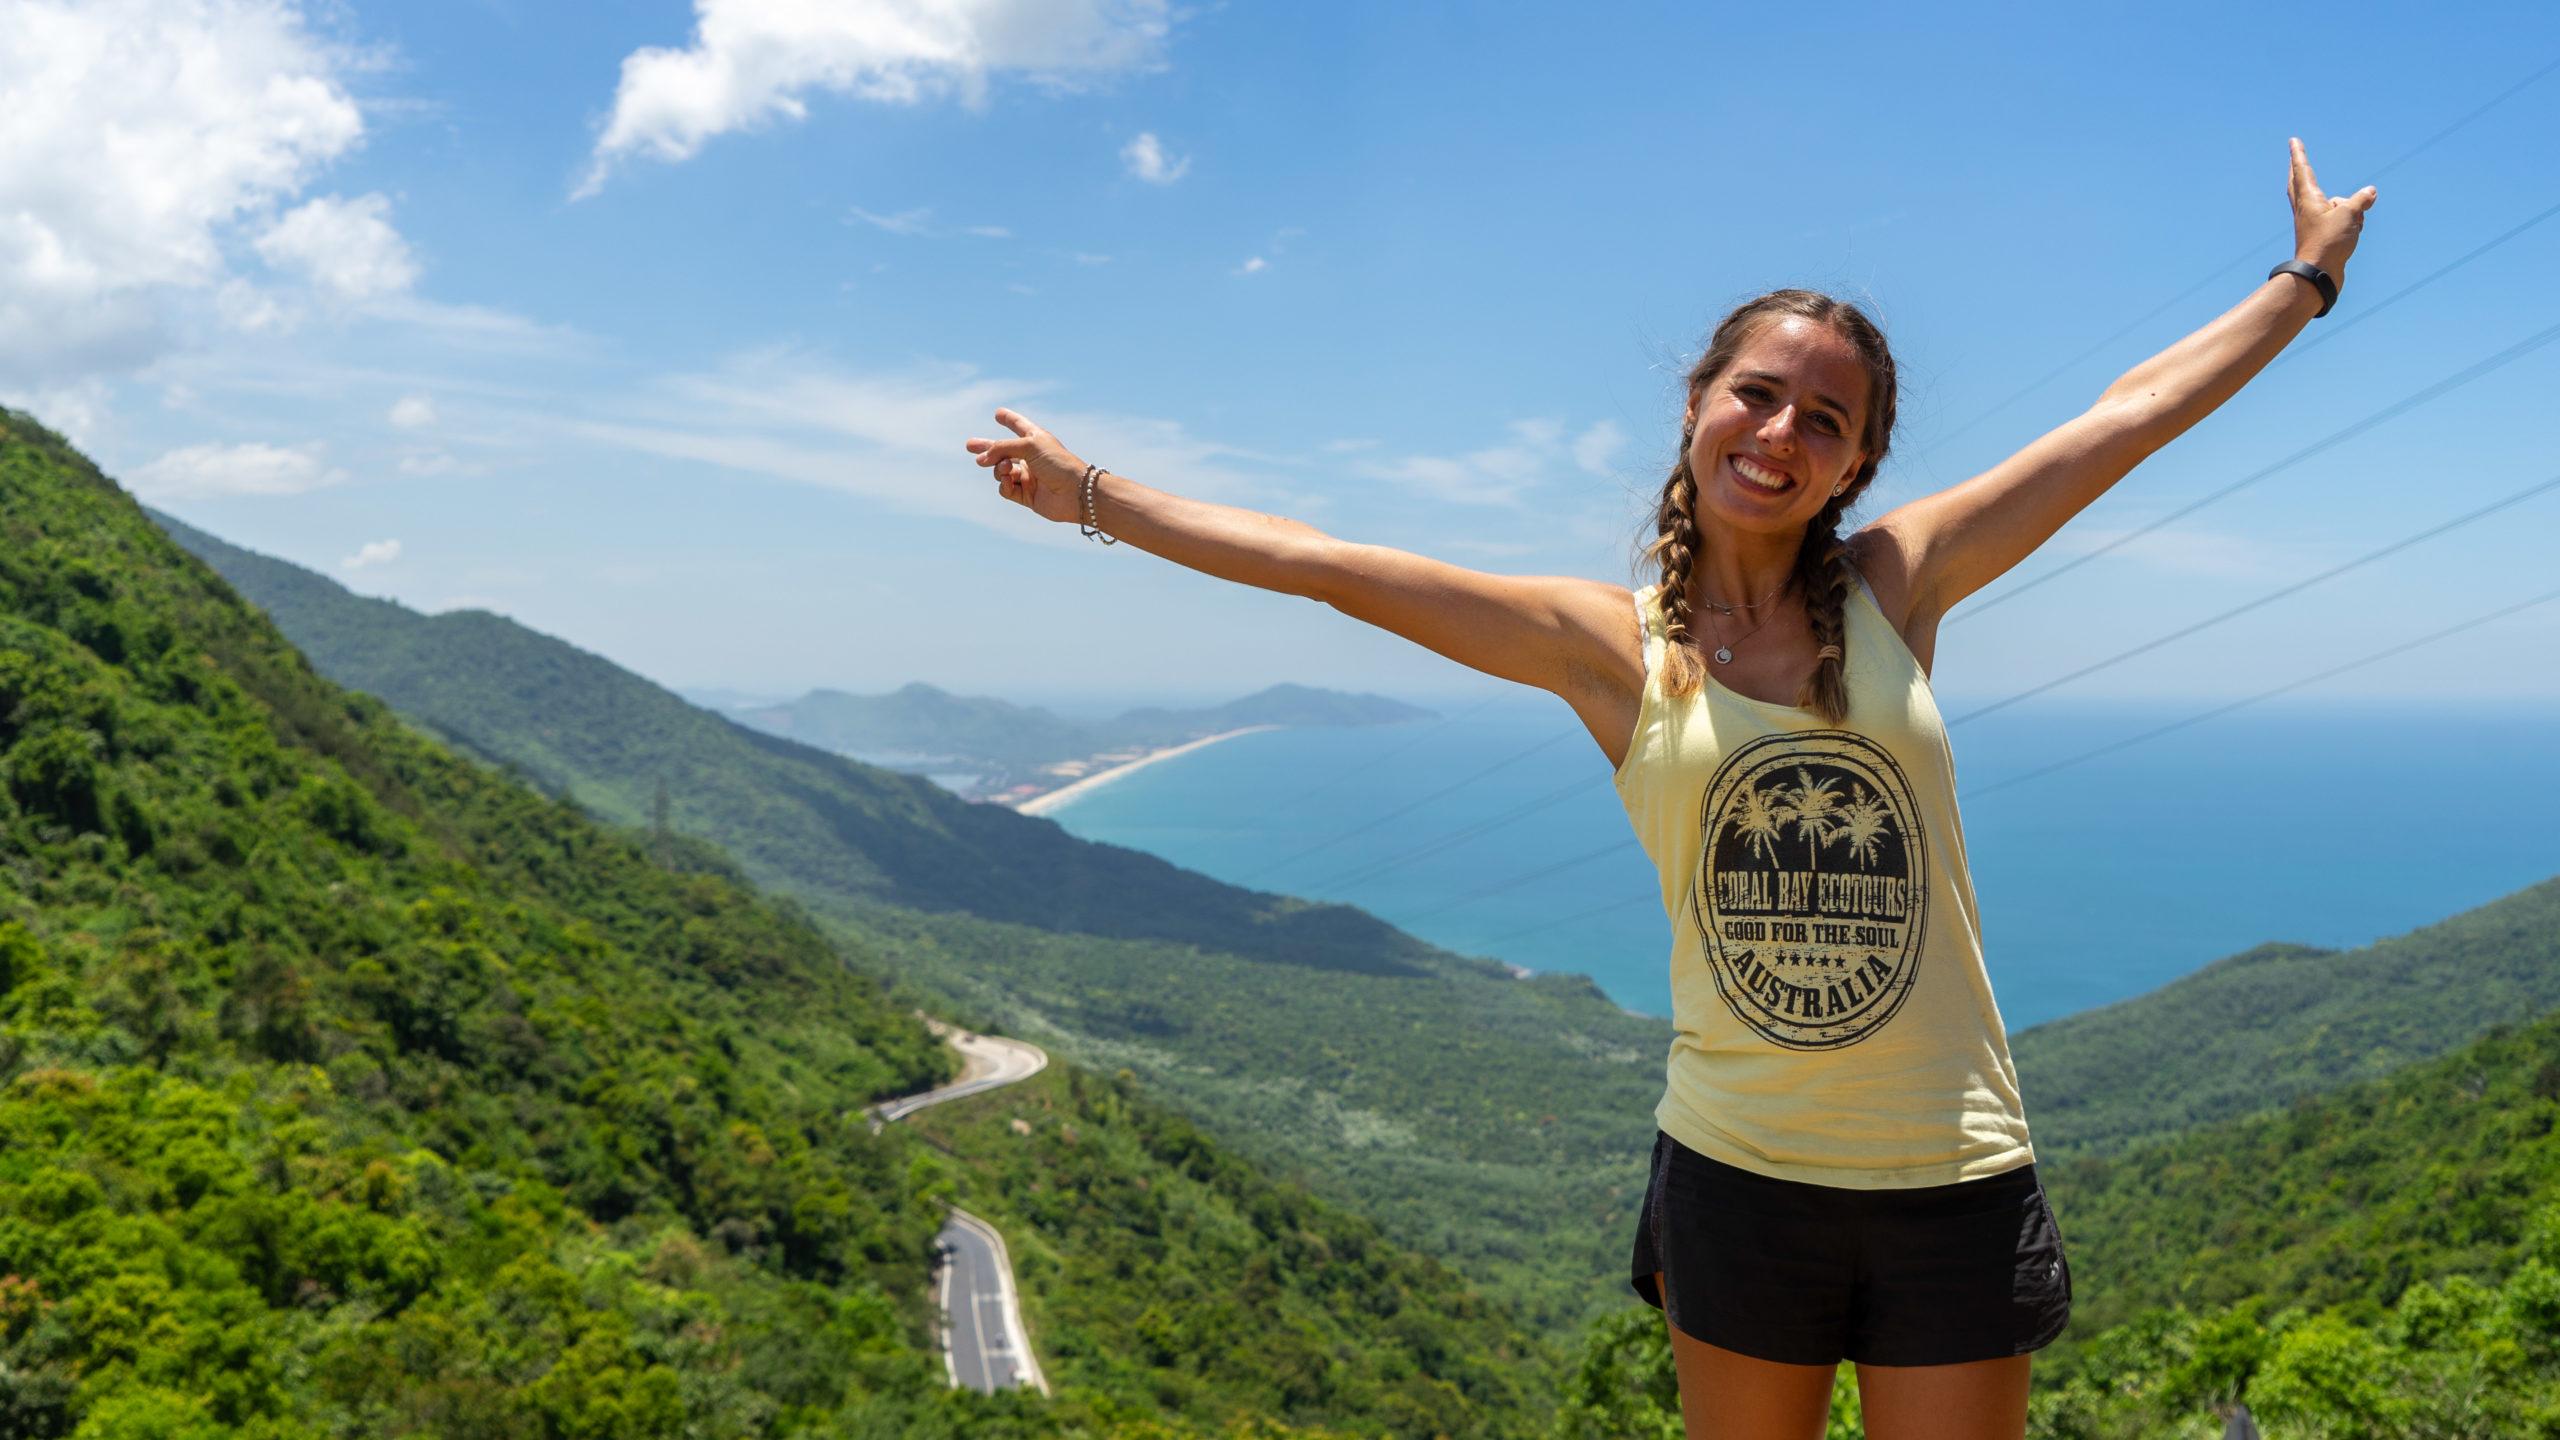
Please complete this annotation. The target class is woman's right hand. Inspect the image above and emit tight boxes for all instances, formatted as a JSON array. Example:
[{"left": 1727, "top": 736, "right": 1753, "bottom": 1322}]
[{"left": 964, "top": 408, "right": 1092, "bottom": 525}]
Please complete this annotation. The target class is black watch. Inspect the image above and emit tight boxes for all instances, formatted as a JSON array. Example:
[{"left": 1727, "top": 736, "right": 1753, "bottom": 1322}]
[{"left": 2267, "top": 259, "right": 2337, "bottom": 318}]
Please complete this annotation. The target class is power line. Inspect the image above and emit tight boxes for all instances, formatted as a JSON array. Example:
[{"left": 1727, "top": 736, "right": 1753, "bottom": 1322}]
[
  {"left": 1302, "top": 774, "right": 1604, "bottom": 897},
  {"left": 1946, "top": 468, "right": 2560, "bottom": 726},
  {"left": 1444, "top": 580, "right": 2560, "bottom": 954},
  {"left": 1951, "top": 251, "right": 2560, "bottom": 625},
  {"left": 1910, "top": 53, "right": 2560, "bottom": 463},
  {"left": 1441, "top": 887, "right": 1660, "bottom": 954},
  {"left": 1201, "top": 692, "right": 1507, "bottom": 838},
  {"left": 1960, "top": 584, "right": 2560, "bottom": 801},
  {"left": 1233, "top": 726, "right": 1581, "bottom": 885},
  {"left": 1395, "top": 836, "right": 1627, "bottom": 926}
]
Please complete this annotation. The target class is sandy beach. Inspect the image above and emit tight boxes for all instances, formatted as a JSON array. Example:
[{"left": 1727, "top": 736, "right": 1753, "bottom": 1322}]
[{"left": 1013, "top": 725, "right": 1286, "bottom": 817}]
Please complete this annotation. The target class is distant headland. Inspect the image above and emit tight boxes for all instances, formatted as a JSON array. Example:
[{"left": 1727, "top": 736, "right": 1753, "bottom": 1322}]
[{"left": 719, "top": 681, "right": 1437, "bottom": 810}]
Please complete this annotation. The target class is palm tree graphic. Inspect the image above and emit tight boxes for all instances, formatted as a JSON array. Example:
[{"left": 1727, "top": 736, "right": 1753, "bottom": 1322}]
[
  {"left": 1725, "top": 781, "right": 1790, "bottom": 867},
  {"left": 1835, "top": 784, "right": 1895, "bottom": 871},
  {"left": 1785, "top": 768, "right": 1844, "bottom": 871}
]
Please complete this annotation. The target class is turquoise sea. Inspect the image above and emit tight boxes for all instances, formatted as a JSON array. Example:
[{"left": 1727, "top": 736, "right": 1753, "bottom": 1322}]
[{"left": 1034, "top": 695, "right": 2560, "bottom": 1031}]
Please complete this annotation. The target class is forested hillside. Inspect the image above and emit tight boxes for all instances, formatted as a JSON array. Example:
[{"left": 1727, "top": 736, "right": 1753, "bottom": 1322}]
[
  {"left": 2010, "top": 876, "right": 2560, "bottom": 1158},
  {"left": 0, "top": 408, "right": 1556, "bottom": 1437},
  {"left": 151, "top": 506, "right": 1674, "bottom": 1332}
]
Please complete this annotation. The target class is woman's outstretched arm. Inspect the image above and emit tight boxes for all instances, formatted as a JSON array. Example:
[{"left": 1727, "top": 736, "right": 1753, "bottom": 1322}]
[
  {"left": 1861, "top": 137, "right": 2379, "bottom": 631},
  {"left": 960, "top": 409, "right": 1627, "bottom": 697}
]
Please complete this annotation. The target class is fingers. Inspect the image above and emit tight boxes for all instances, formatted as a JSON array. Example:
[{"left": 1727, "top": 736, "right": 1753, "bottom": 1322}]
[{"left": 994, "top": 406, "right": 1040, "bottom": 438}]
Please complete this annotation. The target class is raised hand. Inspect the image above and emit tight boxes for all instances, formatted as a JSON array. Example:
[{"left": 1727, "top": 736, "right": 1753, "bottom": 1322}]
[
  {"left": 2288, "top": 136, "right": 2377, "bottom": 278},
  {"left": 963, "top": 408, "right": 1091, "bottom": 525}
]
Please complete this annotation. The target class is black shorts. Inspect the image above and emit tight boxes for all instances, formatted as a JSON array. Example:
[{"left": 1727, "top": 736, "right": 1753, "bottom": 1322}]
[{"left": 1629, "top": 1129, "right": 2073, "bottom": 1367}]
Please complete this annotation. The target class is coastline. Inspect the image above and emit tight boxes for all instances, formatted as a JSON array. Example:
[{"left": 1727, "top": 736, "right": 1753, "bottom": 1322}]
[{"left": 1012, "top": 725, "right": 1288, "bottom": 817}]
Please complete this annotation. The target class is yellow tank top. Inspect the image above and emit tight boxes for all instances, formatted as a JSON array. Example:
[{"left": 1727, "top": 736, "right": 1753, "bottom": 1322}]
[{"left": 1612, "top": 573, "right": 2036, "bottom": 1188}]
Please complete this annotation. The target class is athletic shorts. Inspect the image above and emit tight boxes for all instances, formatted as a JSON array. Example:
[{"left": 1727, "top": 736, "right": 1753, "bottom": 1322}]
[{"left": 1628, "top": 1129, "right": 2073, "bottom": 1367}]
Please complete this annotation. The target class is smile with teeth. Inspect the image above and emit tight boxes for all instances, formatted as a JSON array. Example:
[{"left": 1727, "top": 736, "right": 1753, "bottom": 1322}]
[{"left": 1729, "top": 455, "right": 1794, "bottom": 493}]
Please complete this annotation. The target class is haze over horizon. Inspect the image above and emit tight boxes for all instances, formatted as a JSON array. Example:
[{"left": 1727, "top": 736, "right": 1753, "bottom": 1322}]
[{"left": 10, "top": 1, "right": 2560, "bottom": 714}]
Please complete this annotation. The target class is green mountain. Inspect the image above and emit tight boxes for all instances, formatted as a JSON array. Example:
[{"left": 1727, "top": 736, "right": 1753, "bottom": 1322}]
[
  {"left": 732, "top": 679, "right": 1433, "bottom": 785},
  {"left": 148, "top": 505, "right": 1675, "bottom": 1334},
  {"left": 2009, "top": 876, "right": 2560, "bottom": 1159},
  {"left": 1, "top": 409, "right": 1553, "bottom": 1437}
]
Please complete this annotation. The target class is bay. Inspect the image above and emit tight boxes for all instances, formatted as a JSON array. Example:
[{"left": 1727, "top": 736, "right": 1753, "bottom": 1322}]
[{"left": 1033, "top": 694, "right": 2560, "bottom": 1031}]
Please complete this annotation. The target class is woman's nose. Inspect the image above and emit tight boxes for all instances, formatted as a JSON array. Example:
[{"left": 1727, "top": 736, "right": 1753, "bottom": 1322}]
[{"left": 1758, "top": 406, "right": 1799, "bottom": 448}]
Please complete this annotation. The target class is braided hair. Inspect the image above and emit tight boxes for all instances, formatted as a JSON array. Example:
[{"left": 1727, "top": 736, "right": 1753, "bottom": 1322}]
[{"left": 1635, "top": 289, "right": 1899, "bottom": 724}]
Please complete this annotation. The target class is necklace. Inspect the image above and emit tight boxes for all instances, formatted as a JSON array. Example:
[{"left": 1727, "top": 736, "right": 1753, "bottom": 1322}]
[
  {"left": 1697, "top": 573, "right": 1789, "bottom": 616},
  {"left": 1699, "top": 602, "right": 1779, "bottom": 666}
]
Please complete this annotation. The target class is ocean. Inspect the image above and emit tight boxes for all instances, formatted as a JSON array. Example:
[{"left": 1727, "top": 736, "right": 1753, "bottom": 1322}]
[{"left": 1030, "top": 694, "right": 2560, "bottom": 1031}]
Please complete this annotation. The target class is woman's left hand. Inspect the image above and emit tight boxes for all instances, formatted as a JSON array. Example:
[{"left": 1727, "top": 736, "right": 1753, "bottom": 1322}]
[{"left": 2288, "top": 136, "right": 2377, "bottom": 277}]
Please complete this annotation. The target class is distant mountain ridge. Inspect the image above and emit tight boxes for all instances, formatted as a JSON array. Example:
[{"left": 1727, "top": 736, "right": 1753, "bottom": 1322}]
[{"left": 735, "top": 680, "right": 1433, "bottom": 798}]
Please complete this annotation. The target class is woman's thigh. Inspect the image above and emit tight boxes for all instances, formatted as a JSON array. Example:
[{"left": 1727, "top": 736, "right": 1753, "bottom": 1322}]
[
  {"left": 1853, "top": 1354, "right": 2031, "bottom": 1440},
  {"left": 1657, "top": 1274, "right": 1837, "bottom": 1440}
]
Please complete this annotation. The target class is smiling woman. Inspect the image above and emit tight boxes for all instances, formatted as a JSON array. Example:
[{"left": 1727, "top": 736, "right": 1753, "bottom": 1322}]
[{"left": 959, "top": 135, "right": 2376, "bottom": 1440}]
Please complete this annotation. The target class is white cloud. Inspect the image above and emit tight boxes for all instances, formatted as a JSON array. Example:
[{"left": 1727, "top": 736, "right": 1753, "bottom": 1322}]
[
  {"left": 126, "top": 439, "right": 345, "bottom": 500},
  {"left": 1069, "top": 251, "right": 1111, "bottom": 265},
  {"left": 570, "top": 349, "right": 1302, "bottom": 542},
  {"left": 0, "top": 0, "right": 378, "bottom": 385},
  {"left": 1571, "top": 419, "right": 1627, "bottom": 476},
  {"left": 255, "top": 193, "right": 418, "bottom": 299},
  {"left": 848, "top": 205, "right": 935, "bottom": 235},
  {"left": 846, "top": 206, "right": 1009, "bottom": 240},
  {"left": 341, "top": 538, "right": 401, "bottom": 569},
  {"left": 397, "top": 449, "right": 462, "bottom": 477},
  {"left": 1360, "top": 418, "right": 1593, "bottom": 509},
  {"left": 1121, "top": 130, "right": 1188, "bottom": 184},
  {"left": 1236, "top": 256, "right": 1267, "bottom": 275},
  {"left": 0, "top": 379, "right": 113, "bottom": 448},
  {"left": 579, "top": 0, "right": 1175, "bottom": 197},
  {"left": 388, "top": 394, "right": 436, "bottom": 428}
]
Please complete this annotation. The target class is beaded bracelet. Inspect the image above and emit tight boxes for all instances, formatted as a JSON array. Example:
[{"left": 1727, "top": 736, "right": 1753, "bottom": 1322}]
[{"left": 1080, "top": 463, "right": 1119, "bottom": 544}]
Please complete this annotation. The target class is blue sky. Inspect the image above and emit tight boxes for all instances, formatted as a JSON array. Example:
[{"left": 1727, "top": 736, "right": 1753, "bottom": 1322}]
[{"left": 10, "top": 0, "right": 2560, "bottom": 717}]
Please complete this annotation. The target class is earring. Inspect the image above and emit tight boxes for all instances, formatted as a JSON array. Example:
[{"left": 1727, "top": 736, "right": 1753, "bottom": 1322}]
[{"left": 1831, "top": 483, "right": 1844, "bottom": 496}]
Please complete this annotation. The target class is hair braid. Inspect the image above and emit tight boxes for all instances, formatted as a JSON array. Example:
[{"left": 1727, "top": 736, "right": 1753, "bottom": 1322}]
[
  {"left": 1648, "top": 435, "right": 1709, "bottom": 699},
  {"left": 1791, "top": 497, "right": 1857, "bottom": 724}
]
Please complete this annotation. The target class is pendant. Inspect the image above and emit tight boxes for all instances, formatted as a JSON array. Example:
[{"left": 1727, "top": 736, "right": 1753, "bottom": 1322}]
[{"left": 1714, "top": 646, "right": 1734, "bottom": 665}]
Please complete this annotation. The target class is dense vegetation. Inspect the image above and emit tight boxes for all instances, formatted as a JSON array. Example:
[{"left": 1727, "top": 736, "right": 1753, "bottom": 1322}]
[
  {"left": 2010, "top": 878, "right": 2560, "bottom": 1159},
  {"left": 903, "top": 1062, "right": 1551, "bottom": 1436},
  {"left": 1558, "top": 1005, "right": 2560, "bottom": 1438},
  {"left": 1, "top": 410, "right": 1559, "bottom": 1437},
  {"left": 153, "top": 508, "right": 1674, "bottom": 1332}
]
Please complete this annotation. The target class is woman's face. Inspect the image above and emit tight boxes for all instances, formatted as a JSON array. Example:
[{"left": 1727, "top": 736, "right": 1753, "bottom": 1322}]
[{"left": 1683, "top": 316, "right": 1872, "bottom": 539}]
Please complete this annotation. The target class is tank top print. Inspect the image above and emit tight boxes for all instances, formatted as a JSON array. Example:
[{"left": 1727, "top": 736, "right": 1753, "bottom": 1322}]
[{"left": 1612, "top": 574, "right": 2036, "bottom": 1188}]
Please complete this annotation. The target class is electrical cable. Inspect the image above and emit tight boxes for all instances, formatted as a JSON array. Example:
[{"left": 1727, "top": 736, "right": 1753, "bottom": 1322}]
[
  {"left": 1911, "top": 53, "right": 2560, "bottom": 461},
  {"left": 1199, "top": 692, "right": 1507, "bottom": 838},
  {"left": 1945, "top": 468, "right": 2560, "bottom": 726},
  {"left": 1301, "top": 774, "right": 1605, "bottom": 897},
  {"left": 1958, "top": 583, "right": 2560, "bottom": 801},
  {"left": 1443, "top": 580, "right": 2560, "bottom": 954},
  {"left": 1951, "top": 264, "right": 2560, "bottom": 626},
  {"left": 1233, "top": 725, "right": 1581, "bottom": 885}
]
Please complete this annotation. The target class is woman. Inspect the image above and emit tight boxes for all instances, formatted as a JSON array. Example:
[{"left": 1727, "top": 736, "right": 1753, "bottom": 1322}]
[{"left": 964, "top": 139, "right": 2374, "bottom": 1439}]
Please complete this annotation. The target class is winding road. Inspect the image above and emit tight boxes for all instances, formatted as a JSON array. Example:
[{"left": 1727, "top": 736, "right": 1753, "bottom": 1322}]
[{"left": 868, "top": 1018, "right": 1052, "bottom": 1397}]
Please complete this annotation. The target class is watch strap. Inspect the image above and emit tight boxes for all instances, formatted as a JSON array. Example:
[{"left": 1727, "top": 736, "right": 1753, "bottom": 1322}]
[{"left": 2267, "top": 259, "right": 2337, "bottom": 318}]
